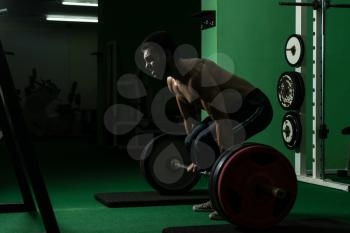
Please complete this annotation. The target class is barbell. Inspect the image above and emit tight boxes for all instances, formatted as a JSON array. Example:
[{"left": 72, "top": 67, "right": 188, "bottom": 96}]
[{"left": 140, "top": 134, "right": 298, "bottom": 229}]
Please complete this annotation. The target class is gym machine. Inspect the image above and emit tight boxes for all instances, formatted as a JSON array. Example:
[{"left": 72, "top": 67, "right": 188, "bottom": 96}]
[
  {"left": 0, "top": 41, "right": 60, "bottom": 233},
  {"left": 279, "top": 0, "right": 350, "bottom": 191}
]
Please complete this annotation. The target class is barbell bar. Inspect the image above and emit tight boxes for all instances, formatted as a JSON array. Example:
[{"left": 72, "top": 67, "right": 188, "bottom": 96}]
[
  {"left": 170, "top": 159, "right": 211, "bottom": 176},
  {"left": 279, "top": 0, "right": 350, "bottom": 9},
  {"left": 173, "top": 159, "right": 287, "bottom": 199}
]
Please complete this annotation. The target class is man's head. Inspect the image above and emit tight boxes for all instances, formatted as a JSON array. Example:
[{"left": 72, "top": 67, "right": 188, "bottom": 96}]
[{"left": 140, "top": 31, "right": 178, "bottom": 79}]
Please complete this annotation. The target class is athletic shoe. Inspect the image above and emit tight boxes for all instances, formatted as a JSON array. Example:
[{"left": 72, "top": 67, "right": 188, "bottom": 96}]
[
  {"left": 209, "top": 211, "right": 225, "bottom": 220},
  {"left": 192, "top": 200, "right": 213, "bottom": 212}
]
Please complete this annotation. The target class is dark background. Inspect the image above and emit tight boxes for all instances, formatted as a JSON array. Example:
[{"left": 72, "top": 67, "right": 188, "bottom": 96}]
[{"left": 1, "top": 0, "right": 350, "bottom": 232}]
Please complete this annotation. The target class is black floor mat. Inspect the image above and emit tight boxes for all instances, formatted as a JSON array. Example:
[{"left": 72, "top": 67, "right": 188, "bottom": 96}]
[
  {"left": 162, "top": 218, "right": 350, "bottom": 233},
  {"left": 94, "top": 190, "right": 209, "bottom": 208}
]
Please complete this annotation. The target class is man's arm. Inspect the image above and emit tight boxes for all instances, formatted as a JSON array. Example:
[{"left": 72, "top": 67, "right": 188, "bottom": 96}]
[
  {"left": 176, "top": 96, "right": 201, "bottom": 134},
  {"left": 167, "top": 76, "right": 201, "bottom": 134}
]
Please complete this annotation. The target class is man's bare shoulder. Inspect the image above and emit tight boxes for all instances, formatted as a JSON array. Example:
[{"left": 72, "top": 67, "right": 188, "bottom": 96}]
[
  {"left": 180, "top": 58, "right": 202, "bottom": 74},
  {"left": 189, "top": 59, "right": 218, "bottom": 90}
]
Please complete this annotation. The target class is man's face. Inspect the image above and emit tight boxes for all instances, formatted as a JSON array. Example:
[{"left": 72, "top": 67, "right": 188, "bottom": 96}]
[{"left": 142, "top": 46, "right": 166, "bottom": 79}]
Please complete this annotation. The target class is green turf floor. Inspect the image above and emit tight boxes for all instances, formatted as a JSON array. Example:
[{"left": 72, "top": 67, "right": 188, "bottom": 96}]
[{"left": 1, "top": 138, "right": 350, "bottom": 233}]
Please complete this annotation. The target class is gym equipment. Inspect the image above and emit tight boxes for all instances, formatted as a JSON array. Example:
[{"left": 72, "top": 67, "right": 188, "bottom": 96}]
[
  {"left": 68, "top": 81, "right": 79, "bottom": 105},
  {"left": 95, "top": 134, "right": 210, "bottom": 209},
  {"left": 342, "top": 127, "right": 350, "bottom": 135},
  {"left": 280, "top": 0, "right": 350, "bottom": 191},
  {"left": 0, "top": 8, "right": 8, "bottom": 15},
  {"left": 277, "top": 71, "right": 305, "bottom": 110},
  {"left": 0, "top": 41, "right": 60, "bottom": 232},
  {"left": 209, "top": 143, "right": 297, "bottom": 229},
  {"left": 282, "top": 112, "right": 302, "bottom": 150},
  {"left": 23, "top": 72, "right": 81, "bottom": 137},
  {"left": 140, "top": 134, "right": 201, "bottom": 194},
  {"left": 285, "top": 34, "right": 305, "bottom": 67},
  {"left": 153, "top": 139, "right": 297, "bottom": 229},
  {"left": 95, "top": 133, "right": 209, "bottom": 207},
  {"left": 162, "top": 218, "right": 350, "bottom": 233},
  {"left": 94, "top": 190, "right": 209, "bottom": 208},
  {"left": 280, "top": 0, "right": 350, "bottom": 9}
]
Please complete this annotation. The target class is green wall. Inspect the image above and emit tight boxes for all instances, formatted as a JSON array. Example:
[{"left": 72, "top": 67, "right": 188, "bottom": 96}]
[{"left": 202, "top": 0, "right": 350, "bottom": 169}]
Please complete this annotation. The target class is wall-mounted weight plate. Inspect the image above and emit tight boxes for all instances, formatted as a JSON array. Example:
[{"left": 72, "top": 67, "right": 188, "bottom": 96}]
[
  {"left": 140, "top": 134, "right": 200, "bottom": 194},
  {"left": 277, "top": 71, "right": 304, "bottom": 110},
  {"left": 210, "top": 143, "right": 297, "bottom": 229},
  {"left": 285, "top": 34, "right": 304, "bottom": 67},
  {"left": 282, "top": 112, "right": 302, "bottom": 150}
]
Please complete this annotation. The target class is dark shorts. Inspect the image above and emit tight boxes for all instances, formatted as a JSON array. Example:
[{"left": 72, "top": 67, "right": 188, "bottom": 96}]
[{"left": 184, "top": 88, "right": 273, "bottom": 171}]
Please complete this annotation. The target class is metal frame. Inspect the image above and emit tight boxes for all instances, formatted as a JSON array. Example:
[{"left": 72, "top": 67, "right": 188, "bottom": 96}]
[
  {"left": 311, "top": 0, "right": 326, "bottom": 179},
  {"left": 282, "top": 0, "right": 350, "bottom": 191},
  {"left": 0, "top": 41, "right": 61, "bottom": 232},
  {"left": 105, "top": 41, "right": 118, "bottom": 146},
  {"left": 309, "top": 0, "right": 349, "bottom": 191},
  {"left": 294, "top": 0, "right": 308, "bottom": 177}
]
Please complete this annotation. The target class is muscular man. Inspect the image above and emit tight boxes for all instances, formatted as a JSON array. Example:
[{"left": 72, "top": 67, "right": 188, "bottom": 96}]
[{"left": 140, "top": 31, "right": 273, "bottom": 220}]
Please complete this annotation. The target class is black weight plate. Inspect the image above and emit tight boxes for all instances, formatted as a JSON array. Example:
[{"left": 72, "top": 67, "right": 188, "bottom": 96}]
[
  {"left": 210, "top": 143, "right": 297, "bottom": 230},
  {"left": 140, "top": 134, "right": 200, "bottom": 194},
  {"left": 277, "top": 71, "right": 305, "bottom": 110},
  {"left": 282, "top": 112, "right": 302, "bottom": 150},
  {"left": 285, "top": 34, "right": 305, "bottom": 67}
]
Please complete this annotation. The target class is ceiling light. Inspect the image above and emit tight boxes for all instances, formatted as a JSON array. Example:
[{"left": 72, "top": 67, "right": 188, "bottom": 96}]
[
  {"left": 0, "top": 8, "right": 8, "bottom": 14},
  {"left": 46, "top": 15, "right": 98, "bottom": 23},
  {"left": 62, "top": 0, "right": 98, "bottom": 7}
]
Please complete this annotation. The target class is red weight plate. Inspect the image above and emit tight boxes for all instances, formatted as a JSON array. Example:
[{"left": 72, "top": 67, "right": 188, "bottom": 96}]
[{"left": 216, "top": 144, "right": 297, "bottom": 229}]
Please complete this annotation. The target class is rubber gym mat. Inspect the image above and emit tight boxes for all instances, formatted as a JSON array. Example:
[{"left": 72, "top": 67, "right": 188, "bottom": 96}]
[
  {"left": 94, "top": 190, "right": 209, "bottom": 208},
  {"left": 162, "top": 218, "right": 350, "bottom": 233}
]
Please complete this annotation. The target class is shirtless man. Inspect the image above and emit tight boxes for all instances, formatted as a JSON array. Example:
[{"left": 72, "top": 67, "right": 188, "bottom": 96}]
[{"left": 140, "top": 31, "right": 273, "bottom": 220}]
